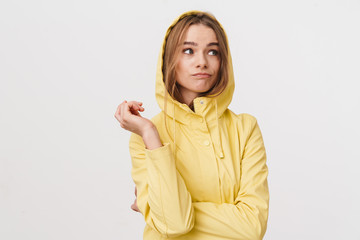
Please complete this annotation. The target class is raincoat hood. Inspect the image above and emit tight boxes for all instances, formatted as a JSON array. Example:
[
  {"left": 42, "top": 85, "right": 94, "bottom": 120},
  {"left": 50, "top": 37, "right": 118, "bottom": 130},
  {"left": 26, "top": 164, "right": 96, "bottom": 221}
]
[{"left": 155, "top": 11, "right": 235, "bottom": 124}]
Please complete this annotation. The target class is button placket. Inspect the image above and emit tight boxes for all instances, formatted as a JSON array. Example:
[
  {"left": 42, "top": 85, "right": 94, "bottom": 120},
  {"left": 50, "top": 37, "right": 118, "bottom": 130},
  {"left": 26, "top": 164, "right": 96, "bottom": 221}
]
[{"left": 200, "top": 117, "right": 210, "bottom": 147}]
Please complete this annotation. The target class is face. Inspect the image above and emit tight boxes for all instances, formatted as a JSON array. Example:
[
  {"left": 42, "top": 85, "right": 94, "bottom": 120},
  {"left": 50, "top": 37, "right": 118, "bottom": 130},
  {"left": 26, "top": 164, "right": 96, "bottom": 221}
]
[{"left": 175, "top": 24, "right": 220, "bottom": 105}]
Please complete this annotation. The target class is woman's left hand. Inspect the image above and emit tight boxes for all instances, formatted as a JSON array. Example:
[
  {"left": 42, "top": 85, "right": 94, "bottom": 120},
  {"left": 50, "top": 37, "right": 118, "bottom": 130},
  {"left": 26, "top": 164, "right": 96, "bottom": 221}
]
[{"left": 131, "top": 187, "right": 140, "bottom": 212}]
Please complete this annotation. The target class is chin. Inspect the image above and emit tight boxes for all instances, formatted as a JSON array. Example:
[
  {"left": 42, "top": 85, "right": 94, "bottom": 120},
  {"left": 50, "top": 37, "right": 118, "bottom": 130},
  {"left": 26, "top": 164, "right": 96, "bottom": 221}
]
[
  {"left": 195, "top": 84, "right": 213, "bottom": 93},
  {"left": 193, "top": 87, "right": 210, "bottom": 94}
]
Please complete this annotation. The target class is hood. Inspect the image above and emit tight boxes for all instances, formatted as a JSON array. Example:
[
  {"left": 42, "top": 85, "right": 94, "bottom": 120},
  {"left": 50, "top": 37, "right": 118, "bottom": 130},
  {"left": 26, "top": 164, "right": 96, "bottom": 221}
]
[{"left": 155, "top": 11, "right": 235, "bottom": 124}]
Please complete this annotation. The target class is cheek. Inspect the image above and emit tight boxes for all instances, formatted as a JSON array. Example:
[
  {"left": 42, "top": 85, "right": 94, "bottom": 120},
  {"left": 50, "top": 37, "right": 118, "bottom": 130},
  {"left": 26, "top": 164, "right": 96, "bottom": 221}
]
[
  {"left": 175, "top": 60, "right": 189, "bottom": 78},
  {"left": 212, "top": 59, "right": 221, "bottom": 75}
]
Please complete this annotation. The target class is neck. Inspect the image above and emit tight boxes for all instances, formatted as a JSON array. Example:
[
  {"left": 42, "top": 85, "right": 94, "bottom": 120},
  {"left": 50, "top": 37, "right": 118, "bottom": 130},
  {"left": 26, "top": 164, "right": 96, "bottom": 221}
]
[{"left": 179, "top": 89, "right": 199, "bottom": 108}]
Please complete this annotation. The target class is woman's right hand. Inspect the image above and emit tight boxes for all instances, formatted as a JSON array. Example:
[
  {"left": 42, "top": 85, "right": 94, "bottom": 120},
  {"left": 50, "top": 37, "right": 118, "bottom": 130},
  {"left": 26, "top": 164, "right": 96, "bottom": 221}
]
[{"left": 114, "top": 101, "right": 154, "bottom": 137}]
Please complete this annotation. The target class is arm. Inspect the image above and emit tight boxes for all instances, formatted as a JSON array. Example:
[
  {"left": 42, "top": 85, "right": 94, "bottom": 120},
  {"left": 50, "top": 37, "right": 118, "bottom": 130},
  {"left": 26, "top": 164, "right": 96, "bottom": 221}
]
[
  {"left": 115, "top": 101, "right": 194, "bottom": 237},
  {"left": 130, "top": 134, "right": 194, "bottom": 237},
  {"left": 189, "top": 116, "right": 269, "bottom": 240}
]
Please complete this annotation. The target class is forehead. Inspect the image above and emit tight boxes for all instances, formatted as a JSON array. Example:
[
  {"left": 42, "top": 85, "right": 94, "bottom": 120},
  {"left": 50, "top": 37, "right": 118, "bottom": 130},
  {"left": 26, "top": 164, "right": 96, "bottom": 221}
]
[{"left": 183, "top": 24, "right": 218, "bottom": 44}]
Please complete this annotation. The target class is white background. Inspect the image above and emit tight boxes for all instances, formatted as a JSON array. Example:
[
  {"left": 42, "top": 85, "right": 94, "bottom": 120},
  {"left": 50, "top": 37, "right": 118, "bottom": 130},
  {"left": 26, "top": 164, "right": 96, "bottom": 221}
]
[{"left": 1, "top": 0, "right": 359, "bottom": 239}]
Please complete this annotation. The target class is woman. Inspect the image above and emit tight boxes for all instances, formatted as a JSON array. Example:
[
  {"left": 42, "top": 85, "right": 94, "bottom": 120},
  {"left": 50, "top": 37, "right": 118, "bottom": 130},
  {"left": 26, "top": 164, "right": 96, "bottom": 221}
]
[{"left": 115, "top": 11, "right": 269, "bottom": 240}]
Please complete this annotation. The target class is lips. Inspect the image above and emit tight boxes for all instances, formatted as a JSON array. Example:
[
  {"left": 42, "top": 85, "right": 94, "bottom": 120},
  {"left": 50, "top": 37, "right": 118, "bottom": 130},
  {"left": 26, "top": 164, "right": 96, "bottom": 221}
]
[{"left": 192, "top": 73, "right": 212, "bottom": 78}]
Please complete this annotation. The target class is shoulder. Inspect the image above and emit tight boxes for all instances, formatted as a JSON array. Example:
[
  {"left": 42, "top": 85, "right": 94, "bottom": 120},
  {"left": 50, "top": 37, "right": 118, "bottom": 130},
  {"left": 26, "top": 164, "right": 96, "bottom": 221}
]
[
  {"left": 226, "top": 110, "right": 258, "bottom": 129},
  {"left": 235, "top": 112, "right": 258, "bottom": 123},
  {"left": 223, "top": 110, "right": 263, "bottom": 142}
]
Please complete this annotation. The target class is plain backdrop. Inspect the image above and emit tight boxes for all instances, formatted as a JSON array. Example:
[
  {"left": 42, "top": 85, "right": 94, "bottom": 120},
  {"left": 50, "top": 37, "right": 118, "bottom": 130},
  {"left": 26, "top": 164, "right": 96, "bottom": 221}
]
[{"left": 1, "top": 0, "right": 359, "bottom": 239}]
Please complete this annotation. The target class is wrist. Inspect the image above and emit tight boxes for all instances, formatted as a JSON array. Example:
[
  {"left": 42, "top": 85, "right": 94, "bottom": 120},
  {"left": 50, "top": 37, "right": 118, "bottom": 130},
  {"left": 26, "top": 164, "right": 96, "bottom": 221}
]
[
  {"left": 141, "top": 126, "right": 162, "bottom": 150},
  {"left": 140, "top": 122, "right": 156, "bottom": 137}
]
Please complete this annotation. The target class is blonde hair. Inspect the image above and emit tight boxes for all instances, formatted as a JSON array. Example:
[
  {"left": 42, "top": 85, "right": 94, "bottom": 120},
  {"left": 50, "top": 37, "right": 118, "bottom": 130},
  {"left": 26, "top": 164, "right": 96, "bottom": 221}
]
[{"left": 162, "top": 12, "right": 229, "bottom": 106}]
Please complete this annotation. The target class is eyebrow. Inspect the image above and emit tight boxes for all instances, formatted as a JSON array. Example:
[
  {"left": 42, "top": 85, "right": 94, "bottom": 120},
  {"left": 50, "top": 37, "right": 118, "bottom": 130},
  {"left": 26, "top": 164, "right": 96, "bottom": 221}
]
[{"left": 183, "top": 41, "right": 219, "bottom": 47}]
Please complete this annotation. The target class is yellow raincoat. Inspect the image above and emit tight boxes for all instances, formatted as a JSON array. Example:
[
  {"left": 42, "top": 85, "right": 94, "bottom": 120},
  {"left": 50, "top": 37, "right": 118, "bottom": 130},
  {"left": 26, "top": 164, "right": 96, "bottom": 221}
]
[{"left": 129, "top": 11, "right": 269, "bottom": 240}]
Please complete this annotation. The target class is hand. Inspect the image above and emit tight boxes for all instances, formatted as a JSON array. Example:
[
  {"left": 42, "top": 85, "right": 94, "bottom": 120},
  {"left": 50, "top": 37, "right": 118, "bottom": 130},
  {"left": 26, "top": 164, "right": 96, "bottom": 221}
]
[
  {"left": 114, "top": 101, "right": 154, "bottom": 137},
  {"left": 115, "top": 100, "right": 163, "bottom": 149},
  {"left": 131, "top": 187, "right": 140, "bottom": 213}
]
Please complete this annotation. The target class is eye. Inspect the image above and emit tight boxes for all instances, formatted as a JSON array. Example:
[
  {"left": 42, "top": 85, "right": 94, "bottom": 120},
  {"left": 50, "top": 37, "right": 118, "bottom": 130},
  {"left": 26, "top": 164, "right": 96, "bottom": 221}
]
[
  {"left": 183, "top": 48, "right": 194, "bottom": 54},
  {"left": 208, "top": 50, "right": 218, "bottom": 56}
]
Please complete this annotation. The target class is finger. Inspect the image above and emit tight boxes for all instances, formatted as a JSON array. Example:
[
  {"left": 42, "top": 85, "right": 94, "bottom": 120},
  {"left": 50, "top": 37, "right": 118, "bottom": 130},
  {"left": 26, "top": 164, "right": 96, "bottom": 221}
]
[
  {"left": 137, "top": 102, "right": 144, "bottom": 111},
  {"left": 114, "top": 105, "right": 119, "bottom": 120},
  {"left": 123, "top": 101, "right": 140, "bottom": 121},
  {"left": 131, "top": 200, "right": 140, "bottom": 212},
  {"left": 126, "top": 102, "right": 142, "bottom": 116},
  {"left": 131, "top": 205, "right": 139, "bottom": 212},
  {"left": 134, "top": 200, "right": 140, "bottom": 212},
  {"left": 114, "top": 103, "right": 123, "bottom": 121},
  {"left": 120, "top": 101, "right": 127, "bottom": 123},
  {"left": 129, "top": 101, "right": 144, "bottom": 112},
  {"left": 131, "top": 199, "right": 140, "bottom": 212},
  {"left": 131, "top": 203, "right": 137, "bottom": 211},
  {"left": 128, "top": 101, "right": 143, "bottom": 112},
  {"left": 135, "top": 187, "right": 137, "bottom": 196}
]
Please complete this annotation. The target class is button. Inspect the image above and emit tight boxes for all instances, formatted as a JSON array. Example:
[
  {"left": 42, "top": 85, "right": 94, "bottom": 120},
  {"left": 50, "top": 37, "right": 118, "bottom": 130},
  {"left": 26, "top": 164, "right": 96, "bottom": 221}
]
[
  {"left": 203, "top": 140, "right": 210, "bottom": 146},
  {"left": 200, "top": 100, "right": 204, "bottom": 104}
]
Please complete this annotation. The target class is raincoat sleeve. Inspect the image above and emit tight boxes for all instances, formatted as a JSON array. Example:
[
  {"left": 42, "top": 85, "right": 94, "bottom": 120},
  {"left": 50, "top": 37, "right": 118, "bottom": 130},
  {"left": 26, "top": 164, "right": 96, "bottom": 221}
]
[
  {"left": 189, "top": 116, "right": 269, "bottom": 240},
  {"left": 129, "top": 133, "right": 195, "bottom": 238}
]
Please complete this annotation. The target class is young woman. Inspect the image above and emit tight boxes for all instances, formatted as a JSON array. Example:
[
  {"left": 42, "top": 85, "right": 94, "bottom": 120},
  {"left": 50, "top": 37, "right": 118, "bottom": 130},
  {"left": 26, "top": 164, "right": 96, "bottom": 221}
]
[{"left": 115, "top": 11, "right": 269, "bottom": 240}]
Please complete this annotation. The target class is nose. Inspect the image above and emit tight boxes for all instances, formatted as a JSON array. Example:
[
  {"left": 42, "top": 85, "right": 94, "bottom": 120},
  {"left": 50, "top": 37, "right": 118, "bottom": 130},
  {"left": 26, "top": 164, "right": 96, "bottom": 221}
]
[{"left": 196, "top": 52, "right": 208, "bottom": 69}]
